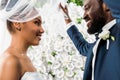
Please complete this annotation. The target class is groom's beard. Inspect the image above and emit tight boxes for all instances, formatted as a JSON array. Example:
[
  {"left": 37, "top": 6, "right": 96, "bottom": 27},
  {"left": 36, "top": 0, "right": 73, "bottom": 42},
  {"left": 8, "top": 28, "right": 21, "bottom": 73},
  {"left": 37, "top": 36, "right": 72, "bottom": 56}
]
[{"left": 87, "top": 17, "right": 106, "bottom": 34}]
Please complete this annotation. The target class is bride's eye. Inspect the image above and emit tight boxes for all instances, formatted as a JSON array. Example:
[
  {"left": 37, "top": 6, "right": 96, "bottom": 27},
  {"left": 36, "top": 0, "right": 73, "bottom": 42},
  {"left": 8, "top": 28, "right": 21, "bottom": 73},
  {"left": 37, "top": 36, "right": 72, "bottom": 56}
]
[{"left": 34, "top": 20, "right": 41, "bottom": 26}]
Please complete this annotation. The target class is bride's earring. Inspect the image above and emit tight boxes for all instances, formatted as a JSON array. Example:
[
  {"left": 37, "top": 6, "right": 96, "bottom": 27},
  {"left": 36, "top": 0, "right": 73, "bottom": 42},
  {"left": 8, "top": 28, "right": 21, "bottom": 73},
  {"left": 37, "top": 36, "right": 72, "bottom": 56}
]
[{"left": 16, "top": 27, "right": 21, "bottom": 31}]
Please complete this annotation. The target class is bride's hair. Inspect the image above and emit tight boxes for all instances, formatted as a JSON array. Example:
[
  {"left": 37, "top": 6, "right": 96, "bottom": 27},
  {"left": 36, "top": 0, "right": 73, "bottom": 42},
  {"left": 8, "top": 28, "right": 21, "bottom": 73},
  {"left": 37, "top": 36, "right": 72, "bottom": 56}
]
[{"left": 7, "top": 20, "right": 14, "bottom": 33}]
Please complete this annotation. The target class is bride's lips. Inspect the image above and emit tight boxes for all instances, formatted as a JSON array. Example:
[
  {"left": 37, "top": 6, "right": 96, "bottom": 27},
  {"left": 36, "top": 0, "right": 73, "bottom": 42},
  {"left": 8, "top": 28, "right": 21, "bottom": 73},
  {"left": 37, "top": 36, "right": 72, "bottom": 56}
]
[
  {"left": 37, "top": 35, "right": 41, "bottom": 40},
  {"left": 36, "top": 33, "right": 42, "bottom": 40}
]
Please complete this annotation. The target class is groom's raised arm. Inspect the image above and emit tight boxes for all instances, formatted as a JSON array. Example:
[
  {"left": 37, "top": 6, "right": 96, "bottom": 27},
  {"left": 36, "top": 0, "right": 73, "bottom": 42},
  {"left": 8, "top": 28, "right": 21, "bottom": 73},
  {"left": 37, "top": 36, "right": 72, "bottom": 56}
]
[
  {"left": 59, "top": 3, "right": 95, "bottom": 57},
  {"left": 67, "top": 24, "right": 94, "bottom": 56}
]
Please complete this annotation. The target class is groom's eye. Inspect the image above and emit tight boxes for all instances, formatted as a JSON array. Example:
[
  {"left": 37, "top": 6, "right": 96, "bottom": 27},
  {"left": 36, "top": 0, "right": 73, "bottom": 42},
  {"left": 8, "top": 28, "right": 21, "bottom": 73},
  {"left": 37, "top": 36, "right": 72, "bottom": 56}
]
[{"left": 84, "top": 4, "right": 90, "bottom": 11}]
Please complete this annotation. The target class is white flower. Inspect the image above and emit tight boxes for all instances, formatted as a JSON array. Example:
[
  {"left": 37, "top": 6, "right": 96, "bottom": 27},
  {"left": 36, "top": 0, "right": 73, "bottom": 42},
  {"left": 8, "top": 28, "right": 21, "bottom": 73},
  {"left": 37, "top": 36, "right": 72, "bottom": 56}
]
[
  {"left": 39, "top": 74, "right": 48, "bottom": 80},
  {"left": 66, "top": 63, "right": 74, "bottom": 70},
  {"left": 73, "top": 61, "right": 83, "bottom": 69},
  {"left": 46, "top": 54, "right": 55, "bottom": 62},
  {"left": 38, "top": 65, "right": 47, "bottom": 73},
  {"left": 66, "top": 70, "right": 74, "bottom": 77},
  {"left": 74, "top": 74, "right": 82, "bottom": 80},
  {"left": 61, "top": 77, "right": 69, "bottom": 80},
  {"left": 48, "top": 74, "right": 53, "bottom": 80},
  {"left": 52, "top": 61, "right": 61, "bottom": 69},
  {"left": 98, "top": 30, "right": 110, "bottom": 40},
  {"left": 56, "top": 69, "right": 65, "bottom": 78},
  {"left": 60, "top": 54, "right": 72, "bottom": 66}
]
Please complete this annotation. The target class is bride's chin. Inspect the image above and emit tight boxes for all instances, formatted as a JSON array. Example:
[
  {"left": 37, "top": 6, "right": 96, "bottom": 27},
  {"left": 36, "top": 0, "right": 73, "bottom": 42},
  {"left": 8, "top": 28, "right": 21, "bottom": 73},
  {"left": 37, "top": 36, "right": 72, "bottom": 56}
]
[
  {"left": 31, "top": 41, "right": 40, "bottom": 46},
  {"left": 33, "top": 42, "right": 40, "bottom": 46},
  {"left": 33, "top": 38, "right": 41, "bottom": 45}
]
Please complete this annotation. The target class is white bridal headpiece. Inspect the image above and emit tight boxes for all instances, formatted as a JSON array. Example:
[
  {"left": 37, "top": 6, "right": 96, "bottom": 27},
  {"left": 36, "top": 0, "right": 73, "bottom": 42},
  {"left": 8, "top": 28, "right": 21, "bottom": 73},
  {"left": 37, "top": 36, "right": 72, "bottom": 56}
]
[{"left": 0, "top": 0, "right": 48, "bottom": 22}]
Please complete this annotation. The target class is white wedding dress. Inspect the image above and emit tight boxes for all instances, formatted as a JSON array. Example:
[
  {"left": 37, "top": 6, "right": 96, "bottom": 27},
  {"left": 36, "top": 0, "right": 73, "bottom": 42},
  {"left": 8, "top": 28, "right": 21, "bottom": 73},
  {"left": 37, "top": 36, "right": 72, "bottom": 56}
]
[{"left": 21, "top": 72, "right": 42, "bottom": 80}]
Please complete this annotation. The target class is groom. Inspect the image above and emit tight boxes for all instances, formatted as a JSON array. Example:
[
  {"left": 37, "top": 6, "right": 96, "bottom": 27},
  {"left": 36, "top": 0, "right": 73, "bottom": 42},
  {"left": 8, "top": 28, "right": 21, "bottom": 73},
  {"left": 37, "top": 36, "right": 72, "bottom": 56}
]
[{"left": 60, "top": 0, "right": 120, "bottom": 80}]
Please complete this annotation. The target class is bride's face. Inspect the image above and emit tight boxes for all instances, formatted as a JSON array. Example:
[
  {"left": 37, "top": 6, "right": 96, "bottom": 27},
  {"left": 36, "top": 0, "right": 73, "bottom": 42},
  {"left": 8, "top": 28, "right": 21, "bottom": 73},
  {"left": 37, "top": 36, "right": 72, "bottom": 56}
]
[{"left": 20, "top": 16, "right": 44, "bottom": 45}]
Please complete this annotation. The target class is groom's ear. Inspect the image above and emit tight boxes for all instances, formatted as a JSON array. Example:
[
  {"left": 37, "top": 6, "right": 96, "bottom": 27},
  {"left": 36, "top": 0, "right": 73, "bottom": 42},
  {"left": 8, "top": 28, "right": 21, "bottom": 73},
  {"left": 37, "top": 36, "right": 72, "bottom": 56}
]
[
  {"left": 102, "top": 3, "right": 110, "bottom": 12},
  {"left": 102, "top": 3, "right": 114, "bottom": 21}
]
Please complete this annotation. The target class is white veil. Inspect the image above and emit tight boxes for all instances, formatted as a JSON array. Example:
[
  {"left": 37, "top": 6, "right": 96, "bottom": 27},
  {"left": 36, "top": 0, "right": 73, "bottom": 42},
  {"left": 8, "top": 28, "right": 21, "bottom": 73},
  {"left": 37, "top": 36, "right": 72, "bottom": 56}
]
[
  {"left": 0, "top": 0, "right": 50, "bottom": 54},
  {"left": 0, "top": 19, "right": 11, "bottom": 54}
]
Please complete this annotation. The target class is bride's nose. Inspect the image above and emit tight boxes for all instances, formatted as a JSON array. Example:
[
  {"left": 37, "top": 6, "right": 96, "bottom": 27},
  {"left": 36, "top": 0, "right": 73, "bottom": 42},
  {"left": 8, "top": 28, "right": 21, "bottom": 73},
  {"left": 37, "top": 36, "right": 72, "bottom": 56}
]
[{"left": 39, "top": 26, "right": 44, "bottom": 34}]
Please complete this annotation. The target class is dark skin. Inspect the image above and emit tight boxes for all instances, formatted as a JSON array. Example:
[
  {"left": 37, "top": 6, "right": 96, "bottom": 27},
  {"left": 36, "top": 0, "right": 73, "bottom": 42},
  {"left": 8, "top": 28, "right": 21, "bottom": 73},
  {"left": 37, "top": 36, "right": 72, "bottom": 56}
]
[
  {"left": 59, "top": 0, "right": 114, "bottom": 34},
  {"left": 83, "top": 0, "right": 107, "bottom": 34}
]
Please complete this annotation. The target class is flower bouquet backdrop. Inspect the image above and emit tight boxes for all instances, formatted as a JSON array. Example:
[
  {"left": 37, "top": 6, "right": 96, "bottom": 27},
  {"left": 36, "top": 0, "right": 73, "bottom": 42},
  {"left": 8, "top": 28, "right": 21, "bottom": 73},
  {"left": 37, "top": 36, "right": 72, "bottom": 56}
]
[{"left": 27, "top": 0, "right": 95, "bottom": 80}]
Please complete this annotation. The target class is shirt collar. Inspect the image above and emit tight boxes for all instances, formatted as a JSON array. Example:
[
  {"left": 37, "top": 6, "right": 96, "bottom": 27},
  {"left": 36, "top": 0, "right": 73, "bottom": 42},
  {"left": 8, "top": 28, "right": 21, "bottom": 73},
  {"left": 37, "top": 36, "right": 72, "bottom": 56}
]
[
  {"left": 102, "top": 19, "right": 116, "bottom": 30},
  {"left": 95, "top": 19, "right": 116, "bottom": 39}
]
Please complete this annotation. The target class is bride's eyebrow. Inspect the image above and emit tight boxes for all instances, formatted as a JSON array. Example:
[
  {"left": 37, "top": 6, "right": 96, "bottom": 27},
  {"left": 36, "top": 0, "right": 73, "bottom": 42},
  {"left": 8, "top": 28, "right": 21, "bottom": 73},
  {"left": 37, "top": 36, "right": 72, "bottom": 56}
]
[
  {"left": 34, "top": 18, "right": 43, "bottom": 24},
  {"left": 35, "top": 18, "right": 41, "bottom": 21}
]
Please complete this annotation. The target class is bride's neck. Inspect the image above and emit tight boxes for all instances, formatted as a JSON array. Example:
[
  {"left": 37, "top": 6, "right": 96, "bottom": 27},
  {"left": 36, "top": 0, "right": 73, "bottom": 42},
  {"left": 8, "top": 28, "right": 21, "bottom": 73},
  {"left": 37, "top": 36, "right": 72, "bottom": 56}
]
[{"left": 10, "top": 36, "right": 29, "bottom": 54}]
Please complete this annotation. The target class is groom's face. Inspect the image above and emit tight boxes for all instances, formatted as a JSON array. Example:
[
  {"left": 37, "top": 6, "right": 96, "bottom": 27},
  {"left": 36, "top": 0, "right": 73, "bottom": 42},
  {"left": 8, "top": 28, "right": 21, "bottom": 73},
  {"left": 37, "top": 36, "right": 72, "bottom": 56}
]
[{"left": 83, "top": 0, "right": 106, "bottom": 34}]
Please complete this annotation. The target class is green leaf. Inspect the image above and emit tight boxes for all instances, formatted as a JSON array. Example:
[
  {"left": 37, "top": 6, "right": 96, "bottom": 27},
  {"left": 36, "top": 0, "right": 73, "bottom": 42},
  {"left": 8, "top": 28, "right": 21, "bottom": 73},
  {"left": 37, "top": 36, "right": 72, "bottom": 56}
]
[
  {"left": 73, "top": 72, "right": 77, "bottom": 77},
  {"left": 68, "top": 51, "right": 74, "bottom": 55},
  {"left": 67, "top": 0, "right": 83, "bottom": 6},
  {"left": 81, "top": 67, "right": 84, "bottom": 71},
  {"left": 64, "top": 67, "right": 68, "bottom": 72},
  {"left": 29, "top": 46, "right": 33, "bottom": 49},
  {"left": 47, "top": 61, "right": 52, "bottom": 65},
  {"left": 48, "top": 71, "right": 55, "bottom": 77},
  {"left": 51, "top": 51, "right": 57, "bottom": 57},
  {"left": 76, "top": 17, "right": 82, "bottom": 24},
  {"left": 111, "top": 36, "right": 115, "bottom": 41},
  {"left": 46, "top": 30, "right": 48, "bottom": 34}
]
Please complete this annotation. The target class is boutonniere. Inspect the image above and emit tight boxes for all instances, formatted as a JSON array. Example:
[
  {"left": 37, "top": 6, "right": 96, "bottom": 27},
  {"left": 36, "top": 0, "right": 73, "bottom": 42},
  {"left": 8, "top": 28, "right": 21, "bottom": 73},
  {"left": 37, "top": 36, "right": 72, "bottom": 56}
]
[
  {"left": 98, "top": 30, "right": 115, "bottom": 41},
  {"left": 98, "top": 29, "right": 115, "bottom": 50}
]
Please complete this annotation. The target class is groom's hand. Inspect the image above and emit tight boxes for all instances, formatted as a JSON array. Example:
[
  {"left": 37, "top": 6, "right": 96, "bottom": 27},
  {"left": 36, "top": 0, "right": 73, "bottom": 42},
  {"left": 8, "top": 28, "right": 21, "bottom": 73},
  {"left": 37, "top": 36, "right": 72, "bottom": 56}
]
[{"left": 59, "top": 3, "right": 72, "bottom": 24}]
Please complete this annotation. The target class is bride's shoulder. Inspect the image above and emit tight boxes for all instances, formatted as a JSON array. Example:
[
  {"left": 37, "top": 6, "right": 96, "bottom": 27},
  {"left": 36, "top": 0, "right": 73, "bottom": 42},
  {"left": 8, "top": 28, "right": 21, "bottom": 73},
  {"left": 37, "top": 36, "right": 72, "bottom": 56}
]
[
  {"left": 0, "top": 51, "right": 22, "bottom": 79},
  {"left": 0, "top": 51, "right": 21, "bottom": 70}
]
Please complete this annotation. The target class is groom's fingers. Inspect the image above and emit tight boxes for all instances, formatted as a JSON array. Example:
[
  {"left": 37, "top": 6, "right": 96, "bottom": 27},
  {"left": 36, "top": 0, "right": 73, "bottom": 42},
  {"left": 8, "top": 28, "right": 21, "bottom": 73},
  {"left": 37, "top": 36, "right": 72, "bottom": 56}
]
[
  {"left": 65, "top": 5, "right": 68, "bottom": 11},
  {"left": 59, "top": 3, "right": 66, "bottom": 13}
]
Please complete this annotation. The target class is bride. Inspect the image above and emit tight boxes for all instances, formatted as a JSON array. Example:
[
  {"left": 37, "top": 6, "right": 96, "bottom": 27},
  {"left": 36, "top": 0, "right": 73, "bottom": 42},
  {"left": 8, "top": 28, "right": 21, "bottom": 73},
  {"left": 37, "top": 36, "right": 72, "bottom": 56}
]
[{"left": 0, "top": 0, "right": 45, "bottom": 80}]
